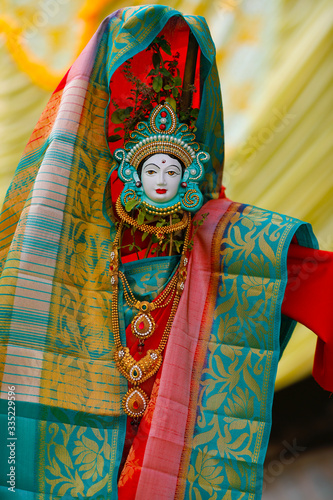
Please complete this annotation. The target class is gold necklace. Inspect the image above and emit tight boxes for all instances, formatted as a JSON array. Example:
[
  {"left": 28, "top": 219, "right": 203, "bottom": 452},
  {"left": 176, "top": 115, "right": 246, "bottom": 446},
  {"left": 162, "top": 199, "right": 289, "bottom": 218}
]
[
  {"left": 110, "top": 216, "right": 191, "bottom": 420},
  {"left": 119, "top": 269, "right": 178, "bottom": 342},
  {"left": 115, "top": 196, "right": 189, "bottom": 244}
]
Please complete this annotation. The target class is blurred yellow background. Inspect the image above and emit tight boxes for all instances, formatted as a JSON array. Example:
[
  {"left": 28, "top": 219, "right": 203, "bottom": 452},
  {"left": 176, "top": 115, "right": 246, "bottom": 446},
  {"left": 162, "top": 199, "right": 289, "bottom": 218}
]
[{"left": 1, "top": 0, "right": 332, "bottom": 390}]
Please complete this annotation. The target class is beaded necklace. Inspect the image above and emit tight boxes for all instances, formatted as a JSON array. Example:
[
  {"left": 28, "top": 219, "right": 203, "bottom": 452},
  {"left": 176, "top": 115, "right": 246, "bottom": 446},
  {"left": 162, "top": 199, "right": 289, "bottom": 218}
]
[{"left": 110, "top": 209, "right": 191, "bottom": 420}]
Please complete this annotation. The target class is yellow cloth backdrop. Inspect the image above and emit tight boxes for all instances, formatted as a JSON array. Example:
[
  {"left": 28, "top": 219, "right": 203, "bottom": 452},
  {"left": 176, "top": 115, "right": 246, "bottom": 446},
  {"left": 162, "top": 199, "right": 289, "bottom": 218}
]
[{"left": 1, "top": 0, "right": 332, "bottom": 389}]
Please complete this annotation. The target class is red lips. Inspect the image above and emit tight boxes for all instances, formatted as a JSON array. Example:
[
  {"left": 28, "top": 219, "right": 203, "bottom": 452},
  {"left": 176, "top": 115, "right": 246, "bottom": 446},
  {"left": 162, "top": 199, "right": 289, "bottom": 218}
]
[{"left": 156, "top": 189, "right": 167, "bottom": 194}]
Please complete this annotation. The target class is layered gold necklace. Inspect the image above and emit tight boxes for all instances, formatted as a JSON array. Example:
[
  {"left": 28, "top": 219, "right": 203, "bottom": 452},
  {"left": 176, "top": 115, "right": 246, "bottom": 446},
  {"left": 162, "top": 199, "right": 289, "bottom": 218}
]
[
  {"left": 110, "top": 202, "right": 191, "bottom": 420},
  {"left": 115, "top": 196, "right": 190, "bottom": 244}
]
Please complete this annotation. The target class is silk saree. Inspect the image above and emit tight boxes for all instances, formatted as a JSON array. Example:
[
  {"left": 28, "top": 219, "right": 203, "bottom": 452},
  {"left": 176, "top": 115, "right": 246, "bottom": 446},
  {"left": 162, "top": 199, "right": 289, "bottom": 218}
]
[{"left": 0, "top": 5, "right": 323, "bottom": 500}]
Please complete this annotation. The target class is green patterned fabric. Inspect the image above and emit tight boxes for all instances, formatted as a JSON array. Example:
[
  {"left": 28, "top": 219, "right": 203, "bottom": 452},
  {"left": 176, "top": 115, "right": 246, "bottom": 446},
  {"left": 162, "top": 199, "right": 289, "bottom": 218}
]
[
  {"left": 0, "top": 6, "right": 224, "bottom": 498},
  {"left": 181, "top": 203, "right": 317, "bottom": 500},
  {"left": 0, "top": 4, "right": 318, "bottom": 500},
  {"left": 121, "top": 255, "right": 180, "bottom": 328}
]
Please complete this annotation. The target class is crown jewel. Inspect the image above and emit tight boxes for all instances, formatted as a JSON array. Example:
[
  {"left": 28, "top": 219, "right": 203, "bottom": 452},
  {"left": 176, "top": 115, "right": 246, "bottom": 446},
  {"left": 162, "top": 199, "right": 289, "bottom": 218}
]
[
  {"left": 114, "top": 102, "right": 210, "bottom": 214},
  {"left": 124, "top": 103, "right": 199, "bottom": 168}
]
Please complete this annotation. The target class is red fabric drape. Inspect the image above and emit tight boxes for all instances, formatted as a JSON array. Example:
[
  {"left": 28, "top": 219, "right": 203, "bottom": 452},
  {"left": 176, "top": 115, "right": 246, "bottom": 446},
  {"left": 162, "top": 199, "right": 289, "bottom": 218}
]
[
  {"left": 117, "top": 293, "right": 174, "bottom": 498},
  {"left": 283, "top": 243, "right": 333, "bottom": 392}
]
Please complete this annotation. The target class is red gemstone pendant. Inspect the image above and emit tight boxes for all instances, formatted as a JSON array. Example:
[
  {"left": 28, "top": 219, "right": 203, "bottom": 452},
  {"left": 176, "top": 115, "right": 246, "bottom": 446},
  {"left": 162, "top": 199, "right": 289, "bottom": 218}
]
[
  {"left": 131, "top": 312, "right": 155, "bottom": 340},
  {"left": 122, "top": 388, "right": 149, "bottom": 418}
]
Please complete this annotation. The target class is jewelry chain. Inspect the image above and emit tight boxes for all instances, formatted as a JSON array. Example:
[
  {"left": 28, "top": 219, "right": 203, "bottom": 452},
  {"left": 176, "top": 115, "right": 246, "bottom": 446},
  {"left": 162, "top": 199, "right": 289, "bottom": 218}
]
[{"left": 110, "top": 206, "right": 192, "bottom": 418}]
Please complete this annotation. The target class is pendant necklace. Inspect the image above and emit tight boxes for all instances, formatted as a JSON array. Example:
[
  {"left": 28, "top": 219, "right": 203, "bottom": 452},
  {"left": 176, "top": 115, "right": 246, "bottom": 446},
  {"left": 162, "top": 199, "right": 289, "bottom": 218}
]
[{"left": 110, "top": 214, "right": 191, "bottom": 420}]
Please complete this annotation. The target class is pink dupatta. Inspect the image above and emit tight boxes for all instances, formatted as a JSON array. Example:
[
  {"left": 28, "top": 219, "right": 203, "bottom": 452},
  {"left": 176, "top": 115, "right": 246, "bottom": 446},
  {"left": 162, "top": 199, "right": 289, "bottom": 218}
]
[{"left": 135, "top": 198, "right": 232, "bottom": 499}]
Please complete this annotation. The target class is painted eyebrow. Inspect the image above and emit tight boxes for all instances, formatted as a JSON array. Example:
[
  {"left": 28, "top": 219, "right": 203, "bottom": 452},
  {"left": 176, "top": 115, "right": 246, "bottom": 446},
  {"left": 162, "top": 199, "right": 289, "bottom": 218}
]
[
  {"left": 143, "top": 163, "right": 182, "bottom": 173},
  {"left": 143, "top": 163, "right": 160, "bottom": 170}
]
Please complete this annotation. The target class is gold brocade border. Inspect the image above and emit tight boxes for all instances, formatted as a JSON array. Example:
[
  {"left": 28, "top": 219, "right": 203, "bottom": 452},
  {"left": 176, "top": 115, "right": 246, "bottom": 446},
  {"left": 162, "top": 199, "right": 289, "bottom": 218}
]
[
  {"left": 175, "top": 202, "right": 241, "bottom": 500},
  {"left": 36, "top": 416, "right": 47, "bottom": 500},
  {"left": 248, "top": 214, "right": 295, "bottom": 498}
]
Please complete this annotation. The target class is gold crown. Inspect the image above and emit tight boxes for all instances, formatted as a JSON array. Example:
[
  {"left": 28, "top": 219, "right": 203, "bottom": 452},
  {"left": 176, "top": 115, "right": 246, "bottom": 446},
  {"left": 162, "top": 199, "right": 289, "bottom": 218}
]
[{"left": 123, "top": 102, "right": 199, "bottom": 169}]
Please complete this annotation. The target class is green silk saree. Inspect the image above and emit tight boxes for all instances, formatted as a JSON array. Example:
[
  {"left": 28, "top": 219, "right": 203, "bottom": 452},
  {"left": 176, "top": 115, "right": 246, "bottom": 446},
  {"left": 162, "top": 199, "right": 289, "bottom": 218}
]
[{"left": 0, "top": 5, "right": 317, "bottom": 499}]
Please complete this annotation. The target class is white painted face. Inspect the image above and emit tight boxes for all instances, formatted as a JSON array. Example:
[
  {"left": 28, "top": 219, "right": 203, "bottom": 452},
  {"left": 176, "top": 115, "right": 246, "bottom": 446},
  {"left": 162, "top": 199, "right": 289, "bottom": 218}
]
[{"left": 141, "top": 154, "right": 182, "bottom": 203}]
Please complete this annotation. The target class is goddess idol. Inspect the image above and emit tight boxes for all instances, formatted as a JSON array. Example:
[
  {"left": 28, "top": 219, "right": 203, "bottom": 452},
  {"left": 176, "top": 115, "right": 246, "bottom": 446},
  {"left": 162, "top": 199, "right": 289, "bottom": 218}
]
[{"left": 0, "top": 5, "right": 332, "bottom": 500}]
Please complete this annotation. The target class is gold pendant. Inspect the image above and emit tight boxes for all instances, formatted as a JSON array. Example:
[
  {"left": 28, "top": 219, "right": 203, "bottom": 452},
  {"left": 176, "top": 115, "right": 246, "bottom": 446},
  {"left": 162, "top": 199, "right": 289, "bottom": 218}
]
[
  {"left": 114, "top": 347, "right": 162, "bottom": 385},
  {"left": 131, "top": 311, "right": 155, "bottom": 340},
  {"left": 122, "top": 387, "right": 149, "bottom": 418}
]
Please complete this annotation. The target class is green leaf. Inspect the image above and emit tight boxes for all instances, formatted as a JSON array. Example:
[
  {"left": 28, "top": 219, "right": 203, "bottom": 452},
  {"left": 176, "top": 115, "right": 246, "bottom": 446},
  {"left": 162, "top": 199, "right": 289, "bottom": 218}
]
[
  {"left": 111, "top": 110, "right": 123, "bottom": 124},
  {"left": 165, "top": 97, "right": 177, "bottom": 111},
  {"left": 145, "top": 212, "right": 155, "bottom": 221},
  {"left": 107, "top": 134, "right": 122, "bottom": 142},
  {"left": 159, "top": 37, "right": 172, "bottom": 55},
  {"left": 164, "top": 84, "right": 174, "bottom": 90},
  {"left": 172, "top": 87, "right": 179, "bottom": 98},
  {"left": 123, "top": 106, "right": 133, "bottom": 117},
  {"left": 142, "top": 232, "right": 149, "bottom": 241},
  {"left": 153, "top": 75, "right": 163, "bottom": 93},
  {"left": 111, "top": 107, "right": 133, "bottom": 124},
  {"left": 160, "top": 67, "right": 171, "bottom": 77},
  {"left": 137, "top": 210, "right": 145, "bottom": 225},
  {"left": 174, "top": 240, "right": 182, "bottom": 252},
  {"left": 174, "top": 76, "right": 182, "bottom": 86},
  {"left": 125, "top": 198, "right": 139, "bottom": 212},
  {"left": 153, "top": 52, "right": 161, "bottom": 69},
  {"left": 148, "top": 69, "right": 157, "bottom": 76}
]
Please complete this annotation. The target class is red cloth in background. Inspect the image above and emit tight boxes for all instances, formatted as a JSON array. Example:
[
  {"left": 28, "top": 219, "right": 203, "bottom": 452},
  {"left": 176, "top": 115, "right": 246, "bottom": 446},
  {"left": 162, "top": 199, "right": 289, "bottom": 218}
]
[{"left": 283, "top": 244, "right": 333, "bottom": 392}]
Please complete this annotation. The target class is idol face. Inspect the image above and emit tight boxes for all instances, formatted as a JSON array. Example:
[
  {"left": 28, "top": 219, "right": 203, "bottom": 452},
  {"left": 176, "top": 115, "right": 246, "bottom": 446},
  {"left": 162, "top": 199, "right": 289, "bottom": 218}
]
[{"left": 141, "top": 154, "right": 182, "bottom": 203}]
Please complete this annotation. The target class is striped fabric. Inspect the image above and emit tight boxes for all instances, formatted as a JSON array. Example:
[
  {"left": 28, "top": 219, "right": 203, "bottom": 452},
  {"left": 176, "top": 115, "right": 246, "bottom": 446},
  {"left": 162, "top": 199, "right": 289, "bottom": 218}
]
[{"left": 0, "top": 6, "right": 225, "bottom": 499}]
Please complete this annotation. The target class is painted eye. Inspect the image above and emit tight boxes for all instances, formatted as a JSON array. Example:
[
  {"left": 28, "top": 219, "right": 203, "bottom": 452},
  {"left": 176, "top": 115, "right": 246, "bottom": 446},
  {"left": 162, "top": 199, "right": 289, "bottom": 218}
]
[
  {"left": 147, "top": 170, "right": 156, "bottom": 175},
  {"left": 167, "top": 171, "right": 176, "bottom": 176}
]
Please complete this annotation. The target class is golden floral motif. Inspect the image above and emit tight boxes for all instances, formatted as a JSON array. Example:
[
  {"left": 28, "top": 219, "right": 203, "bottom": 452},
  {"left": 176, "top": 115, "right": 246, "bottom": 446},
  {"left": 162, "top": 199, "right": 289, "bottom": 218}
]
[
  {"left": 45, "top": 422, "right": 111, "bottom": 497},
  {"left": 224, "top": 387, "right": 255, "bottom": 420},
  {"left": 117, "top": 445, "right": 140, "bottom": 488},
  {"left": 185, "top": 204, "right": 294, "bottom": 498},
  {"left": 187, "top": 445, "right": 224, "bottom": 500}
]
